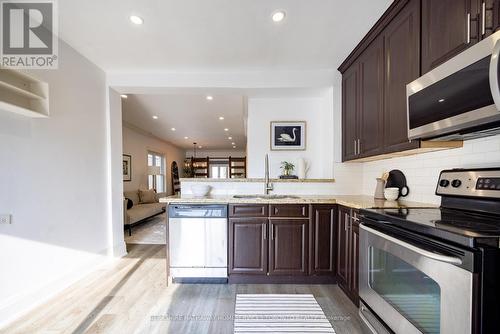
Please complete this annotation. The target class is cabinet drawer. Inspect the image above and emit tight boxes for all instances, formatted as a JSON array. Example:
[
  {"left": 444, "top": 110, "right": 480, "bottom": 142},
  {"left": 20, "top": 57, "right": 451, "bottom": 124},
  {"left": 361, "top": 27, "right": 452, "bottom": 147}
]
[
  {"left": 229, "top": 204, "right": 268, "bottom": 217},
  {"left": 270, "top": 204, "right": 309, "bottom": 218}
]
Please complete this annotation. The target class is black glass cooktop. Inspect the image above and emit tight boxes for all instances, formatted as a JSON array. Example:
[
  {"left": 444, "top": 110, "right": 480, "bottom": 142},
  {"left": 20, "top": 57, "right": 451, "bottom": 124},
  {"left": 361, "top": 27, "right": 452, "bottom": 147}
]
[{"left": 362, "top": 207, "right": 500, "bottom": 247}]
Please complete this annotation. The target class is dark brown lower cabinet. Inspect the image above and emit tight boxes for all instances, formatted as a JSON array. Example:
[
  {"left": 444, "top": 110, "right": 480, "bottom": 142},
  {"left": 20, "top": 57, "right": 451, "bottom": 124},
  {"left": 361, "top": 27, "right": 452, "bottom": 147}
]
[
  {"left": 269, "top": 219, "right": 308, "bottom": 276},
  {"left": 228, "top": 218, "right": 268, "bottom": 275},
  {"left": 337, "top": 206, "right": 360, "bottom": 306},
  {"left": 310, "top": 205, "right": 337, "bottom": 275},
  {"left": 228, "top": 204, "right": 336, "bottom": 283}
]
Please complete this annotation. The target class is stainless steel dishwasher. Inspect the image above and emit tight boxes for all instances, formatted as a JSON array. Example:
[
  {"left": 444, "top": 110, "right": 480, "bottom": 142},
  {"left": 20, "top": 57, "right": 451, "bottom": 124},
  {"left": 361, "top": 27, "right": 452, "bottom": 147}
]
[{"left": 168, "top": 204, "right": 228, "bottom": 283}]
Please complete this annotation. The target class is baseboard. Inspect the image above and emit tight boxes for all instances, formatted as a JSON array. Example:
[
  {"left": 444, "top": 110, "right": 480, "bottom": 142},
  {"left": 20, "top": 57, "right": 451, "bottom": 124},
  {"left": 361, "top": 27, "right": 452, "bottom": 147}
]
[
  {"left": 228, "top": 274, "right": 337, "bottom": 284},
  {"left": 0, "top": 246, "right": 119, "bottom": 329}
]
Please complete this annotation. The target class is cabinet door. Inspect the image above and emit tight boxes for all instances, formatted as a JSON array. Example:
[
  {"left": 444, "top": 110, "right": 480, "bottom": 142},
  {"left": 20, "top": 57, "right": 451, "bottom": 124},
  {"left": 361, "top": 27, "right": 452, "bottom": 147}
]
[
  {"left": 349, "top": 219, "right": 360, "bottom": 306},
  {"left": 269, "top": 219, "right": 308, "bottom": 276},
  {"left": 342, "top": 63, "right": 359, "bottom": 161},
  {"left": 336, "top": 207, "right": 350, "bottom": 287},
  {"left": 358, "top": 36, "right": 384, "bottom": 157},
  {"left": 228, "top": 218, "right": 268, "bottom": 275},
  {"left": 422, "top": 0, "right": 475, "bottom": 73},
  {"left": 310, "top": 206, "right": 337, "bottom": 275},
  {"left": 383, "top": 0, "right": 421, "bottom": 153}
]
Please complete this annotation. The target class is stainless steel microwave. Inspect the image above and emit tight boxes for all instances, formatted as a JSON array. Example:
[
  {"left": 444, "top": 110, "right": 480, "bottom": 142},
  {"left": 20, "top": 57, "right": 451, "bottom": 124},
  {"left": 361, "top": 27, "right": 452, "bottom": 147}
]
[{"left": 407, "top": 31, "right": 500, "bottom": 140}]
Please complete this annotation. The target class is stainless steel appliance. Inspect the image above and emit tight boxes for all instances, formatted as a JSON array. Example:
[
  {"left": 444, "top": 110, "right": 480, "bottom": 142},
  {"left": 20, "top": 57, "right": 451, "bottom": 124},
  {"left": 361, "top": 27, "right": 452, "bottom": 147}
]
[
  {"left": 359, "top": 168, "right": 500, "bottom": 334},
  {"left": 407, "top": 31, "right": 500, "bottom": 140},
  {"left": 168, "top": 204, "right": 228, "bottom": 283}
]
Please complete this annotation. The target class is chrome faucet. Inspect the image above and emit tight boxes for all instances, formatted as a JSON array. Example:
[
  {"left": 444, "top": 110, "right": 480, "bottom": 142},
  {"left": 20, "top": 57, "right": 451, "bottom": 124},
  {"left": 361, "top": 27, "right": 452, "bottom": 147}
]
[{"left": 264, "top": 154, "right": 273, "bottom": 194}]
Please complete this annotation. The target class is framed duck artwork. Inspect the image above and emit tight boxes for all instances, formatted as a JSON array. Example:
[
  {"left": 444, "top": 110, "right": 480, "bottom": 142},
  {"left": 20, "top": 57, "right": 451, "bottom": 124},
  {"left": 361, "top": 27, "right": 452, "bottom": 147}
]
[{"left": 270, "top": 121, "right": 306, "bottom": 151}]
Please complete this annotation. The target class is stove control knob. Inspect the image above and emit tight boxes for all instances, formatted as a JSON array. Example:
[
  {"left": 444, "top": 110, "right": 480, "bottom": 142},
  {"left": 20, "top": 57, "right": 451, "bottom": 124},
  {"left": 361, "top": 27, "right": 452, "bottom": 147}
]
[
  {"left": 439, "top": 179, "right": 450, "bottom": 187},
  {"left": 451, "top": 179, "right": 462, "bottom": 188}
]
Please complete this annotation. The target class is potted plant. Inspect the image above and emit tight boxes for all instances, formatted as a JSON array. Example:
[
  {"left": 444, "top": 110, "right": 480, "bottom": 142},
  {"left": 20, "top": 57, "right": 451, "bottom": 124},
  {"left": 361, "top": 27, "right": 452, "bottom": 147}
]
[{"left": 280, "top": 161, "right": 296, "bottom": 179}]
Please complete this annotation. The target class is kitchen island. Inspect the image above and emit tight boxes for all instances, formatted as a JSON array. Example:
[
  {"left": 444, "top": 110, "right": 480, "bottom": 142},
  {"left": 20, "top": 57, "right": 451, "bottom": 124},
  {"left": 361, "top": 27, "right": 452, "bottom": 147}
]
[{"left": 164, "top": 194, "right": 434, "bottom": 305}]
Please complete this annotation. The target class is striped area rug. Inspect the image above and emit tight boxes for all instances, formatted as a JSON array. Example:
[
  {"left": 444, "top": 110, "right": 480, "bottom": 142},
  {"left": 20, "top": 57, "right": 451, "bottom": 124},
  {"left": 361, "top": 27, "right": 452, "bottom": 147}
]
[{"left": 234, "top": 294, "right": 336, "bottom": 333}]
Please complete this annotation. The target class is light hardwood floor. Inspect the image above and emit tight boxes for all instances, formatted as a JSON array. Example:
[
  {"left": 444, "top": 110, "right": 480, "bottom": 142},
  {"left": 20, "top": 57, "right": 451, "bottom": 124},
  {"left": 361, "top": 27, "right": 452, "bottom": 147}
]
[{"left": 1, "top": 244, "right": 369, "bottom": 334}]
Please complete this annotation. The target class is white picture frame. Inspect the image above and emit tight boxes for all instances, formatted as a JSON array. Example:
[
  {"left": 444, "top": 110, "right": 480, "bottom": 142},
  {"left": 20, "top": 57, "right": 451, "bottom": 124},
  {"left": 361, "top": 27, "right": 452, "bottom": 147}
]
[{"left": 270, "top": 121, "right": 306, "bottom": 151}]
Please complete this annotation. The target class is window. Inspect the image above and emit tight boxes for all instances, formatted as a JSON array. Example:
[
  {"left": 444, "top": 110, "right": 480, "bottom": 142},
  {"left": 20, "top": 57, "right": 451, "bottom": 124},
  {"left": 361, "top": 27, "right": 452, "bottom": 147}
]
[
  {"left": 147, "top": 151, "right": 166, "bottom": 193},
  {"left": 210, "top": 164, "right": 229, "bottom": 179}
]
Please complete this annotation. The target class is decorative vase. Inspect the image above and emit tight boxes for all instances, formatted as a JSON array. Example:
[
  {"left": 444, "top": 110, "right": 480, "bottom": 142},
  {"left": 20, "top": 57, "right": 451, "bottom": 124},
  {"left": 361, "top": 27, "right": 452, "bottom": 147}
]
[
  {"left": 374, "top": 178, "right": 386, "bottom": 199},
  {"left": 297, "top": 158, "right": 309, "bottom": 179}
]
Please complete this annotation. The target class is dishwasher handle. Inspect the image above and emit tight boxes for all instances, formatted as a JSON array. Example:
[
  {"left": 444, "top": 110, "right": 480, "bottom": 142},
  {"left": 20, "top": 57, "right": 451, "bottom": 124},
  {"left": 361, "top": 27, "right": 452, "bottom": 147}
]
[{"left": 169, "top": 204, "right": 227, "bottom": 218}]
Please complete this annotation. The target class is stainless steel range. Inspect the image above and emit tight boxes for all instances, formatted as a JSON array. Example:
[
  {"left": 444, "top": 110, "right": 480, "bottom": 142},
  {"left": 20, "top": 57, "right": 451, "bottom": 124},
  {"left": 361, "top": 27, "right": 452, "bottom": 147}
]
[{"left": 359, "top": 168, "right": 500, "bottom": 334}]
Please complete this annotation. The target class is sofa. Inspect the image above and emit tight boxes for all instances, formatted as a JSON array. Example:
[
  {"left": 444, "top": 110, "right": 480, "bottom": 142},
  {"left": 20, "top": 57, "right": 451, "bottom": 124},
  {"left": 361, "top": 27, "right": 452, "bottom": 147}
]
[{"left": 124, "top": 189, "right": 166, "bottom": 236}]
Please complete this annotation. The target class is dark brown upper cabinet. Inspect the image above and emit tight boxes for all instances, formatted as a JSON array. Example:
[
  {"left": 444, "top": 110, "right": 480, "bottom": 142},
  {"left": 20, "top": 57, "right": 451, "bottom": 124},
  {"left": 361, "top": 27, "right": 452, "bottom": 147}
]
[
  {"left": 228, "top": 218, "right": 268, "bottom": 275},
  {"left": 383, "top": 0, "right": 421, "bottom": 152},
  {"left": 421, "top": 0, "right": 478, "bottom": 74},
  {"left": 339, "top": 0, "right": 464, "bottom": 162},
  {"left": 269, "top": 219, "right": 308, "bottom": 276},
  {"left": 342, "top": 63, "right": 360, "bottom": 161},
  {"left": 310, "top": 205, "right": 337, "bottom": 276},
  {"left": 358, "top": 36, "right": 385, "bottom": 157}
]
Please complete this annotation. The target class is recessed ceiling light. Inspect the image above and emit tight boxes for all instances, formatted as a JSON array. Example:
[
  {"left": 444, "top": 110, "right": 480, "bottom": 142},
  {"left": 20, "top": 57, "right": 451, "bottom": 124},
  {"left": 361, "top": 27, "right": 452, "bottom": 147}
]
[
  {"left": 224, "top": 128, "right": 229, "bottom": 132},
  {"left": 206, "top": 95, "right": 213, "bottom": 101},
  {"left": 231, "top": 142, "right": 235, "bottom": 145},
  {"left": 120, "top": 94, "right": 128, "bottom": 99},
  {"left": 438, "top": 98, "right": 445, "bottom": 103},
  {"left": 171, "top": 127, "right": 176, "bottom": 131},
  {"left": 130, "top": 15, "right": 144, "bottom": 25},
  {"left": 272, "top": 10, "right": 286, "bottom": 23},
  {"left": 152, "top": 115, "right": 158, "bottom": 120},
  {"left": 228, "top": 136, "right": 233, "bottom": 140},
  {"left": 233, "top": 146, "right": 237, "bottom": 149},
  {"left": 198, "top": 145, "right": 203, "bottom": 149},
  {"left": 219, "top": 116, "right": 224, "bottom": 120},
  {"left": 184, "top": 136, "right": 189, "bottom": 139}
]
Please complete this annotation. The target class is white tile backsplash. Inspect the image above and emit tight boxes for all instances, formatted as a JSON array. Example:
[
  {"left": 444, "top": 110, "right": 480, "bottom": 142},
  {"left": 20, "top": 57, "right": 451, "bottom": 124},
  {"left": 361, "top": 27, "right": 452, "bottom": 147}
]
[{"left": 361, "top": 135, "right": 500, "bottom": 204}]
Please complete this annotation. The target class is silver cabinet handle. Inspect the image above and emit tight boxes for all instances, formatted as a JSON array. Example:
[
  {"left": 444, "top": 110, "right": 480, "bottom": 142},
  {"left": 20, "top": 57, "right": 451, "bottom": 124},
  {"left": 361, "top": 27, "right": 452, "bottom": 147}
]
[
  {"left": 482, "top": 2, "right": 486, "bottom": 36},
  {"left": 361, "top": 225, "right": 463, "bottom": 265},
  {"left": 270, "top": 225, "right": 274, "bottom": 240},
  {"left": 344, "top": 213, "right": 349, "bottom": 231},
  {"left": 354, "top": 139, "right": 357, "bottom": 155},
  {"left": 357, "top": 139, "right": 361, "bottom": 155},
  {"left": 262, "top": 224, "right": 267, "bottom": 240},
  {"left": 467, "top": 13, "right": 471, "bottom": 44}
]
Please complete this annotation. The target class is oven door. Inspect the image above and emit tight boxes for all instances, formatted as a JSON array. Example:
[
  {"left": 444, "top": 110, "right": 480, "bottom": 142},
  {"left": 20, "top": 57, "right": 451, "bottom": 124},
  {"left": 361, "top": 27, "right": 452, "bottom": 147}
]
[{"left": 360, "top": 224, "right": 474, "bottom": 334}]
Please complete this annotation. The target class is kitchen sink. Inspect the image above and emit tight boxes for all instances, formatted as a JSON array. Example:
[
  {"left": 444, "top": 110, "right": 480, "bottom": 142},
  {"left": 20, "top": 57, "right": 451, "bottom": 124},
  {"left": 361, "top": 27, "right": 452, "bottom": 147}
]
[{"left": 232, "top": 194, "right": 300, "bottom": 199}]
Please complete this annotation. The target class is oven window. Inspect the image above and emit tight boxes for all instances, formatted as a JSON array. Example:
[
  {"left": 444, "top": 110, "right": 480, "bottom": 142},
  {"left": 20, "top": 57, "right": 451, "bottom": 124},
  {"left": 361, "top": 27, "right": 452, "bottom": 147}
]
[{"left": 369, "top": 247, "right": 441, "bottom": 334}]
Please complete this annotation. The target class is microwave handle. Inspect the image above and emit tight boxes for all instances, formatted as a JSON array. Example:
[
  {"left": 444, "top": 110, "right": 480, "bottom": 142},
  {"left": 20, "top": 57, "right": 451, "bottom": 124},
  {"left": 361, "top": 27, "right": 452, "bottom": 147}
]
[
  {"left": 489, "top": 38, "right": 500, "bottom": 110},
  {"left": 361, "top": 224, "right": 463, "bottom": 265}
]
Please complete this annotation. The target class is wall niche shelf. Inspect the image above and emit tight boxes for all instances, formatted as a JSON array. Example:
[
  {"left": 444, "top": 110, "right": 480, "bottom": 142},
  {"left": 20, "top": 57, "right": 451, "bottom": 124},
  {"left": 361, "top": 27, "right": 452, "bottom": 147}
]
[{"left": 0, "top": 68, "right": 49, "bottom": 118}]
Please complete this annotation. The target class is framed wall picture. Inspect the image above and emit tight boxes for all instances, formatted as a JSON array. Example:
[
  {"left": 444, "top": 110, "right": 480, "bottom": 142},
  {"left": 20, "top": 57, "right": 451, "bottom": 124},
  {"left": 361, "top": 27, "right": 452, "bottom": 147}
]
[
  {"left": 270, "top": 121, "right": 306, "bottom": 150},
  {"left": 123, "top": 154, "right": 132, "bottom": 182}
]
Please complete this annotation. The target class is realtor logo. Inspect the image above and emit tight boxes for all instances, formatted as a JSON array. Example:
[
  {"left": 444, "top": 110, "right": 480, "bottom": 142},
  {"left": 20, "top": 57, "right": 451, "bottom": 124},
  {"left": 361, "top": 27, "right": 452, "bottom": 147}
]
[{"left": 0, "top": 0, "right": 58, "bottom": 69}]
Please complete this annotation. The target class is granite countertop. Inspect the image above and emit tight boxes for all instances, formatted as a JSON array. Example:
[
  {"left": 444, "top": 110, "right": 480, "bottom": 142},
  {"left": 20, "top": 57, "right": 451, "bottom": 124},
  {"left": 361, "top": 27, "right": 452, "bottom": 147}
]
[
  {"left": 160, "top": 194, "right": 435, "bottom": 209},
  {"left": 180, "top": 178, "right": 336, "bottom": 183}
]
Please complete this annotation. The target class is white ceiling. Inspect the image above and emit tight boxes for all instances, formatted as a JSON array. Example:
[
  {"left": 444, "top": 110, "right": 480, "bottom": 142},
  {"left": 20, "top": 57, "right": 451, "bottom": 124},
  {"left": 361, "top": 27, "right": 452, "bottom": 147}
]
[
  {"left": 122, "top": 94, "right": 247, "bottom": 150},
  {"left": 59, "top": 0, "right": 393, "bottom": 71}
]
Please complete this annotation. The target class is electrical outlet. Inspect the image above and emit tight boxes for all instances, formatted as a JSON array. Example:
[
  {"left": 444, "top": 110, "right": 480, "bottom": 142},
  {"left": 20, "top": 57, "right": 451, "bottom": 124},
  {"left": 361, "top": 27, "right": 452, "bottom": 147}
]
[{"left": 0, "top": 214, "right": 11, "bottom": 224}]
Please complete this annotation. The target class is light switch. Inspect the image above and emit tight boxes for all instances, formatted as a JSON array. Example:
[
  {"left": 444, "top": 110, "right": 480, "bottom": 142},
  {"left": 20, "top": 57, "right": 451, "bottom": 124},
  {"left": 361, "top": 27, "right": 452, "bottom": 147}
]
[{"left": 0, "top": 214, "right": 11, "bottom": 224}]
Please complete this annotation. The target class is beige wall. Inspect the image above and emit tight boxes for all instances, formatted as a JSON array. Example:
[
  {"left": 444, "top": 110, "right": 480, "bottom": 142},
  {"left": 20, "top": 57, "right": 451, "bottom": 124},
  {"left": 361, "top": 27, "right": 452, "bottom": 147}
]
[{"left": 122, "top": 125, "right": 185, "bottom": 195}]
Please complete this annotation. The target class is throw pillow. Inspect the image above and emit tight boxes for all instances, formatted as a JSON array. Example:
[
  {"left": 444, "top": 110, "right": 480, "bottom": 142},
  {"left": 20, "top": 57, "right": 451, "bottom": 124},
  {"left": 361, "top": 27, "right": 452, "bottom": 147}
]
[
  {"left": 139, "top": 189, "right": 157, "bottom": 204},
  {"left": 125, "top": 198, "right": 133, "bottom": 210}
]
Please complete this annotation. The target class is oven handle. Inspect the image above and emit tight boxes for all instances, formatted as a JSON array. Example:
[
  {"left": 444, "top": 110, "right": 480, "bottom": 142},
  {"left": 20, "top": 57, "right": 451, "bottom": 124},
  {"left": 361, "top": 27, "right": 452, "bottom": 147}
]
[
  {"left": 489, "top": 38, "right": 500, "bottom": 110},
  {"left": 361, "top": 224, "right": 463, "bottom": 265}
]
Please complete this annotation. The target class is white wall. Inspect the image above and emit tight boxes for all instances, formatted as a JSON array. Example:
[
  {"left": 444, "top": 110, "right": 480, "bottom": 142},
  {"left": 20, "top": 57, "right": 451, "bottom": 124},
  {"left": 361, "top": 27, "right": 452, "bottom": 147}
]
[
  {"left": 246, "top": 93, "right": 334, "bottom": 179},
  {"left": 0, "top": 41, "right": 114, "bottom": 325},
  {"left": 122, "top": 125, "right": 186, "bottom": 195}
]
